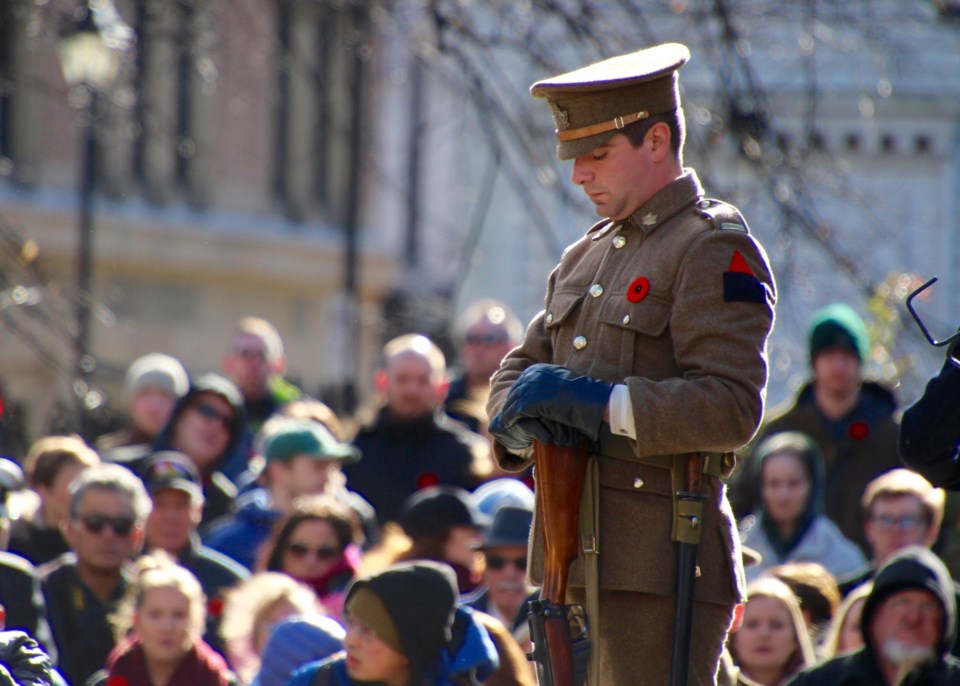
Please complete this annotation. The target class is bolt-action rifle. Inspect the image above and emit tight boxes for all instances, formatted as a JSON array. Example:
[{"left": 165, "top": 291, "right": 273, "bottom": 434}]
[{"left": 527, "top": 440, "right": 591, "bottom": 686}]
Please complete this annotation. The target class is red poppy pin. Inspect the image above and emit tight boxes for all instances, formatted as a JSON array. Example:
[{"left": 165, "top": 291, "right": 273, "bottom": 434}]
[
  {"left": 417, "top": 472, "right": 441, "bottom": 489},
  {"left": 848, "top": 421, "right": 870, "bottom": 441},
  {"left": 627, "top": 277, "right": 650, "bottom": 303},
  {"left": 207, "top": 596, "right": 224, "bottom": 618},
  {"left": 108, "top": 677, "right": 130, "bottom": 686}
]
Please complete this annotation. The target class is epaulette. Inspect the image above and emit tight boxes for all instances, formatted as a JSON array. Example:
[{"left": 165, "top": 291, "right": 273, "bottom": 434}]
[
  {"left": 586, "top": 218, "right": 616, "bottom": 239},
  {"left": 695, "top": 198, "right": 750, "bottom": 234}
]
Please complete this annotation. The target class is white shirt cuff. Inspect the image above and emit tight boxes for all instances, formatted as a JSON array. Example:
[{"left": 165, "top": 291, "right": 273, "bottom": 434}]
[{"left": 608, "top": 384, "right": 636, "bottom": 440}]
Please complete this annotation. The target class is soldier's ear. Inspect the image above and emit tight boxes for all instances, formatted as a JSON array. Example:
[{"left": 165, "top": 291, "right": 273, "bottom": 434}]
[{"left": 647, "top": 122, "right": 672, "bottom": 160}]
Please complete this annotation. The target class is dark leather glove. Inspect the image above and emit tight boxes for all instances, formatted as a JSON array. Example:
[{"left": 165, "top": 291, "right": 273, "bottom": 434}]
[
  {"left": 499, "top": 363, "right": 614, "bottom": 442},
  {"left": 488, "top": 410, "right": 535, "bottom": 452},
  {"left": 515, "top": 417, "right": 589, "bottom": 447}
]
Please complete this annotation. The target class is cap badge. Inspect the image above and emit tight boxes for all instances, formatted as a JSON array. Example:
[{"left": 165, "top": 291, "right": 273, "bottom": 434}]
[
  {"left": 551, "top": 102, "right": 571, "bottom": 131},
  {"left": 641, "top": 213, "right": 658, "bottom": 227}
]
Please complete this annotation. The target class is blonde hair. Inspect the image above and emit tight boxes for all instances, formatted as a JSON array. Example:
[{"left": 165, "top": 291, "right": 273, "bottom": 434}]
[
  {"left": 819, "top": 582, "right": 873, "bottom": 659},
  {"left": 220, "top": 572, "right": 321, "bottom": 646},
  {"left": 729, "top": 577, "right": 817, "bottom": 681},
  {"left": 112, "top": 552, "right": 206, "bottom": 642},
  {"left": 862, "top": 468, "right": 945, "bottom": 530}
]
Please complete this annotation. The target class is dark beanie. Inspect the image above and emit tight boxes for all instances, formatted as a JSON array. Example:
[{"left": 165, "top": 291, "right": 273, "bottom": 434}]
[
  {"left": 808, "top": 303, "right": 870, "bottom": 363},
  {"left": 344, "top": 561, "right": 458, "bottom": 680}
]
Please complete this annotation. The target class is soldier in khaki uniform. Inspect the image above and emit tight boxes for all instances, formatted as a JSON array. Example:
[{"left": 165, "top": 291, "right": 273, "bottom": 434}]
[{"left": 488, "top": 44, "right": 777, "bottom": 685}]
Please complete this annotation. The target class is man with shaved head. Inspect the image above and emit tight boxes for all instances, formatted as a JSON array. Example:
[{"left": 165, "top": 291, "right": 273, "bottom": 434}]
[{"left": 346, "top": 334, "right": 491, "bottom": 525}]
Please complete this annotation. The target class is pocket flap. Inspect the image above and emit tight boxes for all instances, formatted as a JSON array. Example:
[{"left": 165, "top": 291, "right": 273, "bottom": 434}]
[
  {"left": 545, "top": 290, "right": 585, "bottom": 330},
  {"left": 598, "top": 293, "right": 671, "bottom": 336}
]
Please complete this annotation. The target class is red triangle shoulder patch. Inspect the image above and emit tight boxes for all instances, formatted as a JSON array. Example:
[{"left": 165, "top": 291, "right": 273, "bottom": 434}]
[{"left": 728, "top": 250, "right": 754, "bottom": 276}]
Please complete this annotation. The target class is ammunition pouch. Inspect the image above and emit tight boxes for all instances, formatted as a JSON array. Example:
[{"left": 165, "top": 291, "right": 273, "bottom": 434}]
[{"left": 527, "top": 600, "right": 590, "bottom": 686}]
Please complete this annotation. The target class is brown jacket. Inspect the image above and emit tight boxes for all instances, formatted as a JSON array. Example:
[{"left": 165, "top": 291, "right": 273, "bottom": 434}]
[{"left": 488, "top": 170, "right": 776, "bottom": 606}]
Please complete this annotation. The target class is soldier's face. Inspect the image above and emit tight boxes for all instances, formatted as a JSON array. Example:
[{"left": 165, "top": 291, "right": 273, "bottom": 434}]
[{"left": 571, "top": 132, "right": 657, "bottom": 221}]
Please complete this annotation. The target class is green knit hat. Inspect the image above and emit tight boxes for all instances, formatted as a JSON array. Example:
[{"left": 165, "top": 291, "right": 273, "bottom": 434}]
[{"left": 808, "top": 303, "right": 870, "bottom": 363}]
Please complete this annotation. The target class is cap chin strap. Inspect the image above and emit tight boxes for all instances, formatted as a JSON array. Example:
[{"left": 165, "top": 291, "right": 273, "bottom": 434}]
[{"left": 556, "top": 110, "right": 649, "bottom": 142}]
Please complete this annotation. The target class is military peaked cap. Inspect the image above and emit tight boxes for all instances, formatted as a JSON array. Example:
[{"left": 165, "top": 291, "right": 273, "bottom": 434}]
[{"left": 531, "top": 43, "right": 690, "bottom": 160}]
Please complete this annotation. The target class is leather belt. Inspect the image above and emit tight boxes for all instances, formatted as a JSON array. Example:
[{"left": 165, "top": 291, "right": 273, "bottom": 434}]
[{"left": 596, "top": 428, "right": 725, "bottom": 479}]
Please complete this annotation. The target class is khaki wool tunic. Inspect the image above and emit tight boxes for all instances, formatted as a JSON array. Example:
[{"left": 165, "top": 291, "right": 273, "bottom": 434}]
[{"left": 488, "top": 170, "right": 777, "bottom": 684}]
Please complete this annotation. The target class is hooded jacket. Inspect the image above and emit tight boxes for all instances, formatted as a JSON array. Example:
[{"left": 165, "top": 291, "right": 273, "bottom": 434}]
[
  {"left": 287, "top": 562, "right": 498, "bottom": 686},
  {"left": 731, "top": 379, "right": 901, "bottom": 554},
  {"left": 787, "top": 546, "right": 960, "bottom": 686},
  {"left": 739, "top": 432, "right": 865, "bottom": 581},
  {"left": 152, "top": 373, "right": 248, "bottom": 523}
]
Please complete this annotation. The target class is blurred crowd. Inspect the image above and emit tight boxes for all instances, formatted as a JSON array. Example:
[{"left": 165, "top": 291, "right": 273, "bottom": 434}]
[{"left": 0, "top": 299, "right": 956, "bottom": 686}]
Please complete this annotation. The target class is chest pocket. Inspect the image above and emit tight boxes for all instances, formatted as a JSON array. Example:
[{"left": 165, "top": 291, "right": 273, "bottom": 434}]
[
  {"left": 545, "top": 290, "right": 585, "bottom": 362},
  {"left": 595, "top": 293, "right": 673, "bottom": 376}
]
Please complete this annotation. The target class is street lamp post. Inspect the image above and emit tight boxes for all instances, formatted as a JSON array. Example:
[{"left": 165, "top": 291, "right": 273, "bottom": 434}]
[{"left": 57, "top": 0, "right": 133, "bottom": 437}]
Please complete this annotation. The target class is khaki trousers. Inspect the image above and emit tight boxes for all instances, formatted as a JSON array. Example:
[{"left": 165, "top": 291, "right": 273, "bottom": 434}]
[{"left": 567, "top": 588, "right": 734, "bottom": 685}]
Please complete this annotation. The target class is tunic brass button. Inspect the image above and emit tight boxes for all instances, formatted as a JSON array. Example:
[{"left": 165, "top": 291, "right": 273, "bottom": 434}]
[
  {"left": 545, "top": 313, "right": 554, "bottom": 325},
  {"left": 633, "top": 477, "right": 644, "bottom": 489},
  {"left": 590, "top": 284, "right": 604, "bottom": 298},
  {"left": 622, "top": 315, "right": 631, "bottom": 325},
  {"left": 613, "top": 235, "right": 626, "bottom": 249},
  {"left": 573, "top": 336, "right": 588, "bottom": 350}
]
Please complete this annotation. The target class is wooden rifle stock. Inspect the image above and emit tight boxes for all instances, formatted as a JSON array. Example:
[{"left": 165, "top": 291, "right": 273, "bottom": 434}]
[{"left": 531, "top": 439, "right": 590, "bottom": 686}]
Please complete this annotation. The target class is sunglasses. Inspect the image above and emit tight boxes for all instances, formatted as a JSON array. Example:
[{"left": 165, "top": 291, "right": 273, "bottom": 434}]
[
  {"left": 286, "top": 542, "right": 341, "bottom": 561},
  {"left": 193, "top": 402, "right": 233, "bottom": 429},
  {"left": 465, "top": 332, "right": 508, "bottom": 346},
  {"left": 76, "top": 513, "right": 136, "bottom": 537},
  {"left": 485, "top": 554, "right": 527, "bottom": 572}
]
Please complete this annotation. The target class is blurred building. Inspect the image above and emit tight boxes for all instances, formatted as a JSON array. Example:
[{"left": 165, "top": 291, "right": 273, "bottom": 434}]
[
  {"left": 0, "top": 0, "right": 958, "bottom": 446},
  {"left": 0, "top": 0, "right": 401, "bottom": 444}
]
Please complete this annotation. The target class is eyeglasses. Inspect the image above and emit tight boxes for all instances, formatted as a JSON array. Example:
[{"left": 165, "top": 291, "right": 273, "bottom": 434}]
[
  {"left": 286, "top": 542, "right": 341, "bottom": 561},
  {"left": 485, "top": 554, "right": 527, "bottom": 572},
  {"left": 192, "top": 402, "right": 233, "bottom": 430},
  {"left": 76, "top": 513, "right": 136, "bottom": 537},
  {"left": 871, "top": 514, "right": 926, "bottom": 530},
  {"left": 465, "top": 332, "right": 508, "bottom": 346}
]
